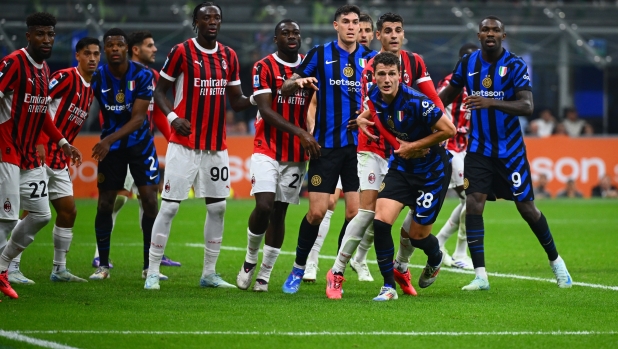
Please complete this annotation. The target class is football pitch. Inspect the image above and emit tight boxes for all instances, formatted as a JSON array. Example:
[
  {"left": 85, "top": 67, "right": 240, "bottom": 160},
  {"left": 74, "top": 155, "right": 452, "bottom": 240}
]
[{"left": 1, "top": 198, "right": 617, "bottom": 348}]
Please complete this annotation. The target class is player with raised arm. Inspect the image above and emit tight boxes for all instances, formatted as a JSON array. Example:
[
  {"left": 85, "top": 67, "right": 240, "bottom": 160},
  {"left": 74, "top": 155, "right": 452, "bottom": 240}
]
[
  {"left": 0, "top": 13, "right": 81, "bottom": 299},
  {"left": 144, "top": 2, "right": 254, "bottom": 290},
  {"left": 438, "top": 16, "right": 572, "bottom": 291},
  {"left": 359, "top": 52, "right": 455, "bottom": 301},
  {"left": 89, "top": 28, "right": 162, "bottom": 281},
  {"left": 236, "top": 20, "right": 320, "bottom": 292},
  {"left": 279, "top": 5, "right": 377, "bottom": 295}
]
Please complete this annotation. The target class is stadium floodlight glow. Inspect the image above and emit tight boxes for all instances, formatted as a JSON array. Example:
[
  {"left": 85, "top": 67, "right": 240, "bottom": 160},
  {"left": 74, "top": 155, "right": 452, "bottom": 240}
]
[
  {"left": 571, "top": 24, "right": 578, "bottom": 30},
  {"left": 607, "top": 56, "right": 612, "bottom": 63}
]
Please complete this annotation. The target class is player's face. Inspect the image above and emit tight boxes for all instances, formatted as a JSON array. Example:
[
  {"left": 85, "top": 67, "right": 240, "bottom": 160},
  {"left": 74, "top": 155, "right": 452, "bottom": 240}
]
[
  {"left": 375, "top": 63, "right": 400, "bottom": 97},
  {"left": 136, "top": 38, "right": 157, "bottom": 65},
  {"left": 478, "top": 19, "right": 506, "bottom": 53},
  {"left": 196, "top": 6, "right": 222, "bottom": 41},
  {"left": 377, "top": 22, "right": 404, "bottom": 54},
  {"left": 76, "top": 44, "right": 101, "bottom": 74},
  {"left": 357, "top": 22, "right": 374, "bottom": 46},
  {"left": 104, "top": 36, "right": 128, "bottom": 65},
  {"left": 275, "top": 22, "right": 301, "bottom": 55},
  {"left": 334, "top": 12, "right": 360, "bottom": 45},
  {"left": 26, "top": 26, "right": 55, "bottom": 60}
]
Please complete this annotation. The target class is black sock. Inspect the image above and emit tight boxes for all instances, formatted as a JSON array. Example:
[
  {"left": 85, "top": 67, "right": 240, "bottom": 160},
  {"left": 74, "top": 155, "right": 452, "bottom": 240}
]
[
  {"left": 466, "top": 214, "right": 485, "bottom": 268},
  {"left": 409, "top": 234, "right": 442, "bottom": 267},
  {"left": 243, "top": 261, "right": 257, "bottom": 272},
  {"left": 294, "top": 216, "right": 320, "bottom": 267},
  {"left": 94, "top": 210, "right": 113, "bottom": 267},
  {"left": 373, "top": 219, "right": 396, "bottom": 288},
  {"left": 141, "top": 215, "right": 155, "bottom": 270},
  {"left": 337, "top": 219, "right": 350, "bottom": 253},
  {"left": 528, "top": 212, "right": 559, "bottom": 261}
]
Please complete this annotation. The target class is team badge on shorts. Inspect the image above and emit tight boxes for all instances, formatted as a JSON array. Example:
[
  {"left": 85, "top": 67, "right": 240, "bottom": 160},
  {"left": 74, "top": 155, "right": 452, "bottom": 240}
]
[
  {"left": 368, "top": 172, "right": 376, "bottom": 184},
  {"left": 97, "top": 173, "right": 105, "bottom": 183},
  {"left": 3, "top": 198, "right": 11, "bottom": 212},
  {"left": 251, "top": 175, "right": 256, "bottom": 187},
  {"left": 463, "top": 178, "right": 469, "bottom": 189},
  {"left": 164, "top": 180, "right": 170, "bottom": 193},
  {"left": 379, "top": 182, "right": 385, "bottom": 192},
  {"left": 311, "top": 175, "right": 322, "bottom": 187},
  {"left": 482, "top": 77, "right": 492, "bottom": 88}
]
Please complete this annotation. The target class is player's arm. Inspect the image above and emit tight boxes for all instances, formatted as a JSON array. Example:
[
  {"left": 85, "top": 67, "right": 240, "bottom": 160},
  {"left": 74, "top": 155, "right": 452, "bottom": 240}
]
[
  {"left": 152, "top": 103, "right": 171, "bottom": 140},
  {"left": 281, "top": 73, "right": 318, "bottom": 97},
  {"left": 154, "top": 77, "right": 191, "bottom": 137},
  {"left": 41, "top": 112, "right": 82, "bottom": 166},
  {"left": 438, "top": 82, "right": 463, "bottom": 109},
  {"left": 465, "top": 90, "right": 534, "bottom": 117},
  {"left": 395, "top": 115, "right": 455, "bottom": 160},
  {"left": 226, "top": 84, "right": 253, "bottom": 112},
  {"left": 306, "top": 93, "right": 316, "bottom": 134}
]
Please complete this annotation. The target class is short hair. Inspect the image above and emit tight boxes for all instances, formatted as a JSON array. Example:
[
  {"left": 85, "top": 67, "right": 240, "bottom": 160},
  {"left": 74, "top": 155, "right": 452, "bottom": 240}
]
[
  {"left": 376, "top": 12, "right": 404, "bottom": 31},
  {"left": 359, "top": 13, "right": 374, "bottom": 31},
  {"left": 479, "top": 15, "right": 505, "bottom": 31},
  {"left": 103, "top": 28, "right": 128, "bottom": 44},
  {"left": 274, "top": 19, "right": 299, "bottom": 36},
  {"left": 458, "top": 43, "right": 479, "bottom": 58},
  {"left": 192, "top": 2, "right": 223, "bottom": 32},
  {"left": 372, "top": 51, "right": 400, "bottom": 71},
  {"left": 128, "top": 31, "right": 153, "bottom": 57},
  {"left": 75, "top": 37, "right": 100, "bottom": 52},
  {"left": 334, "top": 5, "right": 361, "bottom": 22},
  {"left": 26, "top": 12, "right": 57, "bottom": 28}
]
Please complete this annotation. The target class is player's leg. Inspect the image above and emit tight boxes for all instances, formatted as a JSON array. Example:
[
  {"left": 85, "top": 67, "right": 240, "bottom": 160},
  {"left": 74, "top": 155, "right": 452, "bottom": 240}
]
[
  {"left": 336, "top": 146, "right": 360, "bottom": 253},
  {"left": 254, "top": 201, "right": 289, "bottom": 292},
  {"left": 450, "top": 187, "right": 473, "bottom": 270},
  {"left": 0, "top": 162, "right": 20, "bottom": 298},
  {"left": 372, "top": 195, "right": 404, "bottom": 301},
  {"left": 393, "top": 209, "right": 417, "bottom": 296}
]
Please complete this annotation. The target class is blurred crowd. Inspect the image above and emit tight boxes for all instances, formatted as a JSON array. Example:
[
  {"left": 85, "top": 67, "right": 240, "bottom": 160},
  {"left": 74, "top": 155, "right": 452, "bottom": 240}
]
[{"left": 523, "top": 106, "right": 595, "bottom": 138}]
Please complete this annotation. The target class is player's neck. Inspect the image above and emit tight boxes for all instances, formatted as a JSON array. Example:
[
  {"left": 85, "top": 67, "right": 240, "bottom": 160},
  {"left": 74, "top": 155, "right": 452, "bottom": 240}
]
[
  {"left": 276, "top": 51, "right": 298, "bottom": 64},
  {"left": 108, "top": 60, "right": 129, "bottom": 79},
  {"left": 131, "top": 57, "right": 148, "bottom": 67},
  {"left": 76, "top": 65, "right": 93, "bottom": 83},
  {"left": 196, "top": 36, "right": 217, "bottom": 50},
  {"left": 336, "top": 39, "right": 357, "bottom": 53},
  {"left": 481, "top": 47, "right": 504, "bottom": 64},
  {"left": 26, "top": 46, "right": 44, "bottom": 64}
]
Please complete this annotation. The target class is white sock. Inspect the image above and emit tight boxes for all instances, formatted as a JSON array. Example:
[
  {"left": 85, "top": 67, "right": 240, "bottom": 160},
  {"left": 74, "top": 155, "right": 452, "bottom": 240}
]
[
  {"left": 353, "top": 224, "right": 374, "bottom": 263},
  {"left": 0, "top": 220, "right": 18, "bottom": 255},
  {"left": 202, "top": 201, "right": 226, "bottom": 278},
  {"left": 549, "top": 255, "right": 563, "bottom": 266},
  {"left": 3, "top": 212, "right": 50, "bottom": 272},
  {"left": 256, "top": 244, "right": 280, "bottom": 282},
  {"left": 52, "top": 225, "right": 73, "bottom": 272},
  {"left": 147, "top": 200, "right": 179, "bottom": 276},
  {"left": 395, "top": 234, "right": 415, "bottom": 272},
  {"left": 454, "top": 204, "right": 468, "bottom": 257},
  {"left": 307, "top": 209, "right": 333, "bottom": 265},
  {"left": 475, "top": 267, "right": 487, "bottom": 279},
  {"left": 8, "top": 252, "right": 22, "bottom": 273},
  {"left": 436, "top": 200, "right": 464, "bottom": 246},
  {"left": 245, "top": 228, "right": 264, "bottom": 264},
  {"left": 333, "top": 209, "right": 374, "bottom": 274}
]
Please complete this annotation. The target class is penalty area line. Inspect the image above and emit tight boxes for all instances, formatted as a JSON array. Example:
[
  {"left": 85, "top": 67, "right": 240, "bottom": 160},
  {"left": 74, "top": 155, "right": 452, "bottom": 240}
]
[{"left": 0, "top": 330, "right": 81, "bottom": 349}]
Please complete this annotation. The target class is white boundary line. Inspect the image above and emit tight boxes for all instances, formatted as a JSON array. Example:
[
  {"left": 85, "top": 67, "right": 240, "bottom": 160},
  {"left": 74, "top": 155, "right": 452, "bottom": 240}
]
[
  {"left": 0, "top": 330, "right": 80, "bottom": 349},
  {"left": 14, "top": 330, "right": 618, "bottom": 337}
]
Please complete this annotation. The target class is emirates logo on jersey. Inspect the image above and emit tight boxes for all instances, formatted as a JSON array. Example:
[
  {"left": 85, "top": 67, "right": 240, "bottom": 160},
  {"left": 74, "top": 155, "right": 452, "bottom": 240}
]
[
  {"left": 164, "top": 180, "right": 171, "bottom": 193},
  {"left": 368, "top": 172, "right": 376, "bottom": 184},
  {"left": 3, "top": 198, "right": 11, "bottom": 213}
]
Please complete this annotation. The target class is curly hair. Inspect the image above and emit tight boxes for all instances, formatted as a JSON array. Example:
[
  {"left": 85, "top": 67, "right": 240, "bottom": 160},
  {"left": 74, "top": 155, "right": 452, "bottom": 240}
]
[{"left": 26, "top": 12, "right": 57, "bottom": 28}]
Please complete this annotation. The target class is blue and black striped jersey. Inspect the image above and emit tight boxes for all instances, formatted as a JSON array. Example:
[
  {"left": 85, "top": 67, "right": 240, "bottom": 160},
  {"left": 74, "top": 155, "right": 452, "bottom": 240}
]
[
  {"left": 367, "top": 83, "right": 447, "bottom": 174},
  {"left": 296, "top": 41, "right": 377, "bottom": 148},
  {"left": 92, "top": 61, "right": 154, "bottom": 150},
  {"left": 449, "top": 49, "right": 531, "bottom": 158}
]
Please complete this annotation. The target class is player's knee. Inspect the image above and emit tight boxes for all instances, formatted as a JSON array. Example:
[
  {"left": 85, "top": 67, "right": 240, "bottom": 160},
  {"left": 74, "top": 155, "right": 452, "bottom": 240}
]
[
  {"left": 159, "top": 200, "right": 180, "bottom": 219},
  {"left": 58, "top": 206, "right": 77, "bottom": 225},
  {"left": 254, "top": 200, "right": 274, "bottom": 218},
  {"left": 516, "top": 202, "right": 540, "bottom": 223},
  {"left": 466, "top": 194, "right": 484, "bottom": 215},
  {"left": 206, "top": 200, "right": 226, "bottom": 219},
  {"left": 307, "top": 207, "right": 326, "bottom": 225},
  {"left": 97, "top": 200, "right": 115, "bottom": 214}
]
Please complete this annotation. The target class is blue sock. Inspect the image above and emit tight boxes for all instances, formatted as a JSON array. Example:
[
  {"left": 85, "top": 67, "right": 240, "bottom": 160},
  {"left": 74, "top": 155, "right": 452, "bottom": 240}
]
[
  {"left": 294, "top": 216, "right": 320, "bottom": 267},
  {"left": 528, "top": 213, "right": 559, "bottom": 261},
  {"left": 466, "top": 214, "right": 485, "bottom": 268},
  {"left": 373, "top": 219, "right": 396, "bottom": 288},
  {"left": 95, "top": 210, "right": 113, "bottom": 267},
  {"left": 409, "top": 234, "right": 442, "bottom": 267}
]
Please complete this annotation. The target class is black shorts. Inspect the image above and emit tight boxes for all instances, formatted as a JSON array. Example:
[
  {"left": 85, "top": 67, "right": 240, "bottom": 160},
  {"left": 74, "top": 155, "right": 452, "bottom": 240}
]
[
  {"left": 307, "top": 145, "right": 358, "bottom": 193},
  {"left": 378, "top": 162, "right": 451, "bottom": 226},
  {"left": 464, "top": 151, "right": 534, "bottom": 202},
  {"left": 97, "top": 137, "right": 160, "bottom": 191}
]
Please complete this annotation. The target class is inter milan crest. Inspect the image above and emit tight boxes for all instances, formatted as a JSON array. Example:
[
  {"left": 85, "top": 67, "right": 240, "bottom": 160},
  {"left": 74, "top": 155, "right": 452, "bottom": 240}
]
[
  {"left": 482, "top": 76, "right": 492, "bottom": 88},
  {"left": 311, "top": 175, "right": 322, "bottom": 186},
  {"left": 3, "top": 198, "right": 11, "bottom": 212},
  {"left": 116, "top": 91, "right": 125, "bottom": 103},
  {"left": 387, "top": 118, "right": 395, "bottom": 129},
  {"left": 343, "top": 65, "right": 354, "bottom": 78}
]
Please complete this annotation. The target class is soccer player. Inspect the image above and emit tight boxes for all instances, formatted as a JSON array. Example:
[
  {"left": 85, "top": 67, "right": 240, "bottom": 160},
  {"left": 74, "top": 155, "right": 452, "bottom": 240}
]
[
  {"left": 91, "top": 30, "right": 181, "bottom": 269},
  {"left": 358, "top": 12, "right": 374, "bottom": 47},
  {"left": 360, "top": 51, "right": 455, "bottom": 301},
  {"left": 432, "top": 43, "right": 478, "bottom": 270},
  {"left": 279, "top": 4, "right": 377, "bottom": 294},
  {"left": 236, "top": 20, "right": 320, "bottom": 292},
  {"left": 0, "top": 12, "right": 81, "bottom": 299},
  {"left": 326, "top": 12, "right": 446, "bottom": 298},
  {"left": 438, "top": 16, "right": 572, "bottom": 291},
  {"left": 144, "top": 2, "right": 254, "bottom": 290},
  {"left": 89, "top": 28, "right": 162, "bottom": 281}
]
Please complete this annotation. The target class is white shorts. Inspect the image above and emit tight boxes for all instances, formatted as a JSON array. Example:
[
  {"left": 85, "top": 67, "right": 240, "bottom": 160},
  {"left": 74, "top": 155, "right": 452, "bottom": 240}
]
[
  {"left": 449, "top": 150, "right": 465, "bottom": 189},
  {"left": 20, "top": 166, "right": 51, "bottom": 214},
  {"left": 0, "top": 162, "right": 20, "bottom": 220},
  {"left": 357, "top": 151, "right": 388, "bottom": 191},
  {"left": 46, "top": 166, "right": 73, "bottom": 201},
  {"left": 336, "top": 176, "right": 342, "bottom": 191},
  {"left": 122, "top": 167, "right": 137, "bottom": 192},
  {"left": 162, "top": 143, "right": 230, "bottom": 200},
  {"left": 249, "top": 153, "right": 306, "bottom": 205}
]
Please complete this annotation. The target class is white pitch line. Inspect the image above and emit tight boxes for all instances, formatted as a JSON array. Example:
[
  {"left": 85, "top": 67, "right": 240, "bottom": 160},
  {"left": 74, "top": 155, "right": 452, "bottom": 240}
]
[
  {"left": 15, "top": 330, "right": 618, "bottom": 337},
  {"left": 0, "top": 330, "right": 80, "bottom": 349}
]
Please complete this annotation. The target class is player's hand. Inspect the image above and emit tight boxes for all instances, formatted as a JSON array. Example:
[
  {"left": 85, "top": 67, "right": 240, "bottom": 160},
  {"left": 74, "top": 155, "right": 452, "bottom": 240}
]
[
  {"left": 171, "top": 118, "right": 192, "bottom": 137},
  {"left": 295, "top": 77, "right": 318, "bottom": 91},
  {"left": 394, "top": 138, "right": 430, "bottom": 159},
  {"left": 299, "top": 131, "right": 321, "bottom": 159},
  {"left": 464, "top": 95, "right": 493, "bottom": 110},
  {"left": 356, "top": 110, "right": 379, "bottom": 142},
  {"left": 61, "top": 143, "right": 82, "bottom": 167},
  {"left": 92, "top": 139, "right": 111, "bottom": 162},
  {"left": 36, "top": 144, "right": 46, "bottom": 164},
  {"left": 347, "top": 119, "right": 358, "bottom": 130}
]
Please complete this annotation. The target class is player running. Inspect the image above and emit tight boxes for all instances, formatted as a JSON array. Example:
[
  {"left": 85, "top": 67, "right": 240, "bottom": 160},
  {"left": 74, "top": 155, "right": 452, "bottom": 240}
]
[
  {"left": 144, "top": 2, "right": 254, "bottom": 290},
  {"left": 438, "top": 16, "right": 572, "bottom": 291},
  {"left": 359, "top": 52, "right": 455, "bottom": 301},
  {"left": 236, "top": 20, "right": 320, "bottom": 292},
  {"left": 279, "top": 4, "right": 377, "bottom": 294},
  {"left": 90, "top": 28, "right": 162, "bottom": 281},
  {"left": 0, "top": 13, "right": 81, "bottom": 299},
  {"left": 326, "top": 12, "right": 446, "bottom": 298}
]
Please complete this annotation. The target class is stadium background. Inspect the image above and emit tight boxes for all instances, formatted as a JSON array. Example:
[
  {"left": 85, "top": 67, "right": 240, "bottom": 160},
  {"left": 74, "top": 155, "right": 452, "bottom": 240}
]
[{"left": 1, "top": 0, "right": 618, "bottom": 198}]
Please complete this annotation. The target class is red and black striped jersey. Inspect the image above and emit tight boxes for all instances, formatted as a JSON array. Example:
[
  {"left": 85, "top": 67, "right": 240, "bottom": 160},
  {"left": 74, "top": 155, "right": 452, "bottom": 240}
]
[
  {"left": 359, "top": 50, "right": 431, "bottom": 157},
  {"left": 44, "top": 67, "right": 94, "bottom": 169},
  {"left": 148, "top": 68, "right": 171, "bottom": 140},
  {"left": 0, "top": 48, "right": 51, "bottom": 169},
  {"left": 160, "top": 39, "right": 240, "bottom": 150},
  {"left": 437, "top": 73, "right": 469, "bottom": 153},
  {"left": 252, "top": 53, "right": 311, "bottom": 163}
]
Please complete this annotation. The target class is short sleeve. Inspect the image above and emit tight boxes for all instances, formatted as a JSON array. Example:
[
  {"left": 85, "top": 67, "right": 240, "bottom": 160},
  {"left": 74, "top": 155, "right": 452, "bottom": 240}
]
[
  {"left": 450, "top": 56, "right": 466, "bottom": 88},
  {"left": 135, "top": 68, "right": 154, "bottom": 100},
  {"left": 414, "top": 54, "right": 432, "bottom": 84},
  {"left": 226, "top": 48, "right": 241, "bottom": 86},
  {"left": 0, "top": 57, "right": 18, "bottom": 98},
  {"left": 48, "top": 70, "right": 71, "bottom": 100},
  {"left": 295, "top": 46, "right": 319, "bottom": 78},
  {"left": 252, "top": 61, "right": 272, "bottom": 96},
  {"left": 360, "top": 66, "right": 374, "bottom": 112},
  {"left": 512, "top": 58, "right": 532, "bottom": 92},
  {"left": 160, "top": 44, "right": 184, "bottom": 82},
  {"left": 417, "top": 97, "right": 443, "bottom": 127}
]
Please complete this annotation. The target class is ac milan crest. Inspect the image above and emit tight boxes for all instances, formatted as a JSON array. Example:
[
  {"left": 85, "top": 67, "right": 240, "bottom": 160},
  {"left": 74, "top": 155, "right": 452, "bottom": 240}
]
[
  {"left": 251, "top": 175, "right": 256, "bottom": 187},
  {"left": 3, "top": 198, "right": 11, "bottom": 212},
  {"left": 164, "top": 180, "right": 171, "bottom": 193},
  {"left": 222, "top": 60, "right": 227, "bottom": 70},
  {"left": 368, "top": 172, "right": 376, "bottom": 184},
  {"left": 403, "top": 72, "right": 410, "bottom": 84}
]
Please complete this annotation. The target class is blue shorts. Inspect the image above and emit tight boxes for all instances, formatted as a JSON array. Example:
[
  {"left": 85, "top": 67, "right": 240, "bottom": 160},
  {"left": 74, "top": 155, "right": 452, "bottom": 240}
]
[{"left": 97, "top": 137, "right": 160, "bottom": 191}]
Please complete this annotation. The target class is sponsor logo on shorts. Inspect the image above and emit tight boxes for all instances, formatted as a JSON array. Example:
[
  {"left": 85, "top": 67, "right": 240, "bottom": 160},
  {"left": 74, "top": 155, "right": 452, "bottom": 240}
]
[
  {"left": 379, "top": 182, "right": 385, "bottom": 192},
  {"left": 164, "top": 180, "right": 170, "bottom": 193},
  {"left": 310, "top": 175, "right": 322, "bottom": 187},
  {"left": 368, "top": 172, "right": 376, "bottom": 184},
  {"left": 3, "top": 198, "right": 11, "bottom": 212},
  {"left": 97, "top": 173, "right": 105, "bottom": 183},
  {"left": 463, "top": 178, "right": 469, "bottom": 189}
]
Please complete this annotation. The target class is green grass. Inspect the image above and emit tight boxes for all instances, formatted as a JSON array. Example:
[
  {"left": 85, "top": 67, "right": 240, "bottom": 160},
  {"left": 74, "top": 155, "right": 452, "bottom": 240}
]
[{"left": 1, "top": 198, "right": 618, "bottom": 348}]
